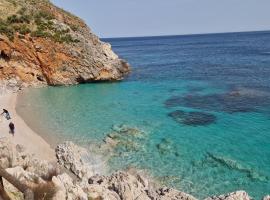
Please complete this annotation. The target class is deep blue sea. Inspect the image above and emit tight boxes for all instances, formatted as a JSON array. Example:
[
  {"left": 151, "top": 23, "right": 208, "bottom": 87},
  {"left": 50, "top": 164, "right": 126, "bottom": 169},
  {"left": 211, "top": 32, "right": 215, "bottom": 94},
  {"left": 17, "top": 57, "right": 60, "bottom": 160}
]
[{"left": 17, "top": 31, "right": 270, "bottom": 199}]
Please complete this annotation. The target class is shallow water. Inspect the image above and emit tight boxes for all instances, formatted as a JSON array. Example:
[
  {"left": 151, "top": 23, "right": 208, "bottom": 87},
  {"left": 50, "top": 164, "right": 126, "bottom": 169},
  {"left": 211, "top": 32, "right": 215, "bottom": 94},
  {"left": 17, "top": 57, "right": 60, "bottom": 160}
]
[{"left": 17, "top": 31, "right": 270, "bottom": 199}]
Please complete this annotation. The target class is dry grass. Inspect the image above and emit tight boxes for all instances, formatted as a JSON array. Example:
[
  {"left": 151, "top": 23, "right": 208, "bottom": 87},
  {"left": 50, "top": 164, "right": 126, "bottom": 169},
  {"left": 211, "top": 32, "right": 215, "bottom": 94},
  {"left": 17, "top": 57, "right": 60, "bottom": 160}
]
[
  {"left": 32, "top": 182, "right": 56, "bottom": 200},
  {"left": 0, "top": 0, "right": 20, "bottom": 20}
]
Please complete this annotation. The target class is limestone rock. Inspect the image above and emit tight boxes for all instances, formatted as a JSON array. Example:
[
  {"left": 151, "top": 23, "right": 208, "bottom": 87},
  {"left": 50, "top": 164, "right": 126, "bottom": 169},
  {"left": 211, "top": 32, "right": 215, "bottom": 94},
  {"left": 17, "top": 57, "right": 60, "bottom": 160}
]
[
  {"left": 86, "top": 171, "right": 197, "bottom": 200},
  {"left": 0, "top": 138, "right": 13, "bottom": 168},
  {"left": 56, "top": 141, "right": 198, "bottom": 200},
  {"left": 0, "top": 0, "right": 130, "bottom": 87},
  {"left": 5, "top": 166, "right": 45, "bottom": 186},
  {"left": 52, "top": 173, "right": 87, "bottom": 200},
  {"left": 155, "top": 187, "right": 197, "bottom": 200},
  {"left": 86, "top": 184, "right": 120, "bottom": 200},
  {"left": 0, "top": 157, "right": 10, "bottom": 169},
  {"left": 205, "top": 191, "right": 251, "bottom": 200},
  {"left": 55, "top": 141, "right": 94, "bottom": 179},
  {"left": 25, "top": 159, "right": 60, "bottom": 181},
  {"left": 0, "top": 138, "right": 59, "bottom": 181},
  {"left": 100, "top": 171, "right": 150, "bottom": 200},
  {"left": 263, "top": 195, "right": 270, "bottom": 200}
]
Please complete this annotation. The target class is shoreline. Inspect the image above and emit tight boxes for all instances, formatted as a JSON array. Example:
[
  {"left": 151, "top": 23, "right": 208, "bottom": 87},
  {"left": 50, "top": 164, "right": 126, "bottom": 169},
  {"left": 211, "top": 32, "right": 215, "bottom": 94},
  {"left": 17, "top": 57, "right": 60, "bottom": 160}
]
[
  {"left": 1, "top": 90, "right": 269, "bottom": 200},
  {"left": 15, "top": 90, "right": 62, "bottom": 149},
  {"left": 0, "top": 90, "right": 56, "bottom": 162}
]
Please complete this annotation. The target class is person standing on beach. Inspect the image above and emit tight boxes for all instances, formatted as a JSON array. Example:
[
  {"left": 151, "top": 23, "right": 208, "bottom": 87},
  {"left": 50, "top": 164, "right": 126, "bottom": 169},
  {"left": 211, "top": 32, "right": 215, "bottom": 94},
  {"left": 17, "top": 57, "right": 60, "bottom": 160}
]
[
  {"left": 1, "top": 109, "right": 11, "bottom": 120},
  {"left": 9, "top": 122, "right": 15, "bottom": 136}
]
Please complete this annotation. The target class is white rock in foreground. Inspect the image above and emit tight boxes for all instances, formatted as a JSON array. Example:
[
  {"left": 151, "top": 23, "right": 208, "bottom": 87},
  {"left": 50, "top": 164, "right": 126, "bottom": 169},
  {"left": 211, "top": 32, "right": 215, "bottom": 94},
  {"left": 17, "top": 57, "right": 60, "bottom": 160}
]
[
  {"left": 55, "top": 141, "right": 94, "bottom": 179},
  {"left": 205, "top": 191, "right": 251, "bottom": 200},
  {"left": 1, "top": 137, "right": 266, "bottom": 200},
  {"left": 86, "top": 171, "right": 197, "bottom": 200},
  {"left": 56, "top": 141, "right": 197, "bottom": 200},
  {"left": 263, "top": 195, "right": 270, "bottom": 200},
  {"left": 52, "top": 173, "right": 87, "bottom": 200}
]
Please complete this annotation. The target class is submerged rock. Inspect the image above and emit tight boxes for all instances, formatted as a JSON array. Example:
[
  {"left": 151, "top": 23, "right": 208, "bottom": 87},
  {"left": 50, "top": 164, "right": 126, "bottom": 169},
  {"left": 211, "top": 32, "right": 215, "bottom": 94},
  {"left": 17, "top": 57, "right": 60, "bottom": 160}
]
[
  {"left": 206, "top": 152, "right": 268, "bottom": 182},
  {"left": 102, "top": 125, "right": 146, "bottom": 154},
  {"left": 168, "top": 110, "right": 216, "bottom": 126},
  {"left": 165, "top": 88, "right": 270, "bottom": 114},
  {"left": 156, "top": 138, "right": 179, "bottom": 156}
]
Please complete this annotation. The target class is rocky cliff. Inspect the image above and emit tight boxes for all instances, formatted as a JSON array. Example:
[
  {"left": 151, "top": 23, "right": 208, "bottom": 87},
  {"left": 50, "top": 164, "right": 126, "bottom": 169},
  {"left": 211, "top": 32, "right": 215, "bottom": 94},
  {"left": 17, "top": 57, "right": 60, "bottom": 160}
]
[{"left": 0, "top": 0, "right": 130, "bottom": 87}]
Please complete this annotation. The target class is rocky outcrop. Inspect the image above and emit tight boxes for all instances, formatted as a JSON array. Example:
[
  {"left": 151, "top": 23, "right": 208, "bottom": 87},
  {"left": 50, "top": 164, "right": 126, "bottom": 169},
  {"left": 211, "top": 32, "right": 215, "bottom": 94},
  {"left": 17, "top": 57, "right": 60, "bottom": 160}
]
[
  {"left": 52, "top": 173, "right": 87, "bottom": 200},
  {"left": 263, "top": 196, "right": 270, "bottom": 200},
  {"left": 205, "top": 191, "right": 251, "bottom": 200},
  {"left": 55, "top": 141, "right": 95, "bottom": 179},
  {"left": 56, "top": 141, "right": 197, "bottom": 200},
  {"left": 86, "top": 171, "right": 197, "bottom": 200},
  {"left": 1, "top": 138, "right": 268, "bottom": 200},
  {"left": 0, "top": 0, "right": 130, "bottom": 87}
]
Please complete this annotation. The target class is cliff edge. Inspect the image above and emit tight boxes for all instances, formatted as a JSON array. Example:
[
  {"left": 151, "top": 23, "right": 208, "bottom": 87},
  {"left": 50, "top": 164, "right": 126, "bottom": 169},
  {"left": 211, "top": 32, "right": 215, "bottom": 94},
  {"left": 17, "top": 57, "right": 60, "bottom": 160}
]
[{"left": 0, "top": 0, "right": 130, "bottom": 87}]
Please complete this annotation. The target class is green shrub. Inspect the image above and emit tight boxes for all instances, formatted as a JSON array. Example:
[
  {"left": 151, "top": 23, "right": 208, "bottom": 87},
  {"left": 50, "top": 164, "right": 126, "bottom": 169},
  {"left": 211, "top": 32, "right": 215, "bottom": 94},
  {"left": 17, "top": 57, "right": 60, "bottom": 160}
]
[
  {"left": 7, "top": 15, "right": 21, "bottom": 24},
  {"left": 1, "top": 8, "right": 79, "bottom": 43},
  {"left": 70, "top": 24, "right": 79, "bottom": 32},
  {"left": 35, "top": 11, "right": 54, "bottom": 21},
  {"left": 20, "top": 15, "right": 31, "bottom": 24},
  {"left": 13, "top": 24, "right": 31, "bottom": 35},
  {"left": 31, "top": 30, "right": 51, "bottom": 38},
  {"left": 17, "top": 7, "right": 27, "bottom": 15},
  {"left": 6, "top": 14, "right": 31, "bottom": 24},
  {"left": 0, "top": 22, "right": 15, "bottom": 41},
  {"left": 6, "top": 0, "right": 17, "bottom": 6}
]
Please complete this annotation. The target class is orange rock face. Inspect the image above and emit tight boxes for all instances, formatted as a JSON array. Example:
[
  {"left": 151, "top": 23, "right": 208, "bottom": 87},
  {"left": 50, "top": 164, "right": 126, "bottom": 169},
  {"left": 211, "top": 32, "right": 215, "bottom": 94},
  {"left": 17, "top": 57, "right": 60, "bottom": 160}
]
[{"left": 0, "top": 0, "right": 130, "bottom": 87}]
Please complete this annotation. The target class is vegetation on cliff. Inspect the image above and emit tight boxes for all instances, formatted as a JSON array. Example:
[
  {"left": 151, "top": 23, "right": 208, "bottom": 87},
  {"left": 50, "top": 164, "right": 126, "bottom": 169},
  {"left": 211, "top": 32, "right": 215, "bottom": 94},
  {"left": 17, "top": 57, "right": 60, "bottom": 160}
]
[
  {"left": 0, "top": 0, "right": 79, "bottom": 43},
  {"left": 0, "top": 0, "right": 130, "bottom": 86}
]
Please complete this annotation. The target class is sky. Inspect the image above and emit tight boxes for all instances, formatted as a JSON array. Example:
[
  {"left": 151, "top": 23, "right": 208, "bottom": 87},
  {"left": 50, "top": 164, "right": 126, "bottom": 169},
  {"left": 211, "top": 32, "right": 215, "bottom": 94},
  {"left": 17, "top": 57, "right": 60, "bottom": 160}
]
[{"left": 51, "top": 0, "right": 270, "bottom": 38}]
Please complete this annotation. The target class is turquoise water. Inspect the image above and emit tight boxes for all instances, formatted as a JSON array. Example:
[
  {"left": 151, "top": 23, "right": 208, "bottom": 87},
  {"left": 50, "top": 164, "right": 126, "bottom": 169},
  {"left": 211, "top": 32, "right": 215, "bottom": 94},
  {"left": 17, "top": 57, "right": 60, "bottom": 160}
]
[{"left": 17, "top": 31, "right": 270, "bottom": 199}]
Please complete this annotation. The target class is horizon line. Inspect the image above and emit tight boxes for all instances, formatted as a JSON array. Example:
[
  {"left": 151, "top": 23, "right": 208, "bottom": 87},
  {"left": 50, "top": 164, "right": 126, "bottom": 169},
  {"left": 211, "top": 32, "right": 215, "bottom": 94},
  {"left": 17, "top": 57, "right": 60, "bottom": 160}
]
[{"left": 102, "top": 29, "right": 270, "bottom": 40}]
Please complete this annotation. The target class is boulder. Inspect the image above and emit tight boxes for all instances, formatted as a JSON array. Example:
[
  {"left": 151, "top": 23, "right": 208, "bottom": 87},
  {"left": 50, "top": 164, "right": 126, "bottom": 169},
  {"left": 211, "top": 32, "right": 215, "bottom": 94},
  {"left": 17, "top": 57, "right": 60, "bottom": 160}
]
[
  {"left": 86, "top": 184, "right": 120, "bottom": 200},
  {"left": 55, "top": 142, "right": 94, "bottom": 179},
  {"left": 205, "top": 191, "right": 251, "bottom": 200},
  {"left": 5, "top": 166, "right": 45, "bottom": 185},
  {"left": 25, "top": 159, "right": 60, "bottom": 181},
  {"left": 0, "top": 138, "right": 13, "bottom": 168},
  {"left": 263, "top": 195, "right": 270, "bottom": 200},
  {"left": 155, "top": 187, "right": 198, "bottom": 200},
  {"left": 52, "top": 173, "right": 87, "bottom": 200},
  {"left": 86, "top": 171, "right": 197, "bottom": 200},
  {"left": 56, "top": 141, "right": 197, "bottom": 200}
]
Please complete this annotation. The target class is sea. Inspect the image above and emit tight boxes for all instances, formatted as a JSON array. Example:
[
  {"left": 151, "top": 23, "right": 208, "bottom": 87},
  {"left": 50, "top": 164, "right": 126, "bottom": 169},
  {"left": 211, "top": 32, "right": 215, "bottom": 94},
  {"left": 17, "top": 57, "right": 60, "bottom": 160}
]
[{"left": 17, "top": 31, "right": 270, "bottom": 199}]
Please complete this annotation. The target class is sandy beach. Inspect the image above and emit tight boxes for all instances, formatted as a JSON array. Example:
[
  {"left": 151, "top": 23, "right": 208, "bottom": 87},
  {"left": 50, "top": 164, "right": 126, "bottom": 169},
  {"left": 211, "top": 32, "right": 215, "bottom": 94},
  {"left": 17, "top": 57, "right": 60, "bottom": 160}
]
[{"left": 0, "top": 91, "right": 55, "bottom": 162}]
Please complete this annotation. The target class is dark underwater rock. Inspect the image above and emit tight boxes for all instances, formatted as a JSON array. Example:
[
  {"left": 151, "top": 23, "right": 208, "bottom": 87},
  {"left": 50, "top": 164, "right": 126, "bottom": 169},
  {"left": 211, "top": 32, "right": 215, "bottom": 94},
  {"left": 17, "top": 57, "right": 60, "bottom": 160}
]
[
  {"left": 165, "top": 88, "right": 270, "bottom": 113},
  {"left": 168, "top": 110, "right": 216, "bottom": 126},
  {"left": 156, "top": 138, "right": 179, "bottom": 156},
  {"left": 205, "top": 152, "right": 269, "bottom": 182},
  {"left": 102, "top": 124, "right": 146, "bottom": 154}
]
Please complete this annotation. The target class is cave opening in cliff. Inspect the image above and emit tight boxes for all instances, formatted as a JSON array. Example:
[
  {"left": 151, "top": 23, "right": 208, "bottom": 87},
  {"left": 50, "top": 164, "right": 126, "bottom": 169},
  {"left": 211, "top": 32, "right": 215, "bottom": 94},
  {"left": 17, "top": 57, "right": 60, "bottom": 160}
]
[{"left": 0, "top": 50, "right": 10, "bottom": 61}]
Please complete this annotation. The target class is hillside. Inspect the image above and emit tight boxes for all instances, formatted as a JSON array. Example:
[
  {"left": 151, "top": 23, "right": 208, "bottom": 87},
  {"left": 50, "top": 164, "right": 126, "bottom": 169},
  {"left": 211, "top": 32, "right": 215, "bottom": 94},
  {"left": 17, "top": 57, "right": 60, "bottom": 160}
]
[{"left": 0, "top": 0, "right": 130, "bottom": 87}]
